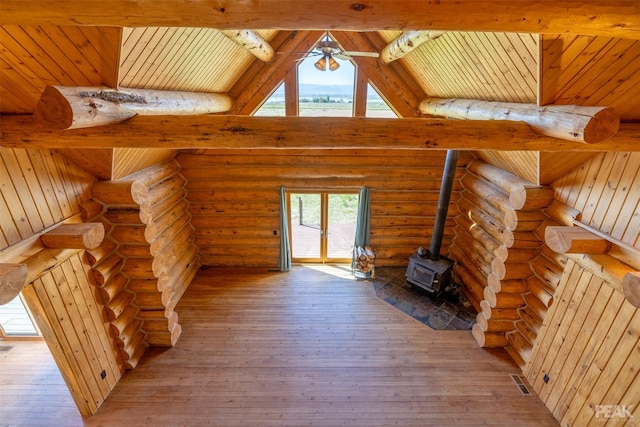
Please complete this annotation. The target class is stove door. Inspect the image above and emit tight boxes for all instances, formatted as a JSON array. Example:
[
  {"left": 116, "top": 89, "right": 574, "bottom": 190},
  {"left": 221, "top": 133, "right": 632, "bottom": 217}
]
[{"left": 405, "top": 258, "right": 437, "bottom": 293}]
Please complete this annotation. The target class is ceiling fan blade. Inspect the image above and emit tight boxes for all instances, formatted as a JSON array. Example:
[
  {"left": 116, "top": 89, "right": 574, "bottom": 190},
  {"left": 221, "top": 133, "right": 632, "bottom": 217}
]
[
  {"left": 341, "top": 51, "right": 380, "bottom": 58},
  {"left": 333, "top": 54, "right": 352, "bottom": 61}
]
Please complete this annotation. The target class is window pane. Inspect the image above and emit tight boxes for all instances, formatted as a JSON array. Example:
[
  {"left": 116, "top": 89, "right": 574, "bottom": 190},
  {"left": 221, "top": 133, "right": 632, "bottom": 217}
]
[
  {"left": 254, "top": 83, "right": 285, "bottom": 116},
  {"left": 290, "top": 193, "right": 321, "bottom": 259},
  {"left": 298, "top": 37, "right": 355, "bottom": 117},
  {"left": 327, "top": 193, "right": 358, "bottom": 259},
  {"left": 366, "top": 83, "right": 397, "bottom": 118},
  {"left": 0, "top": 294, "right": 39, "bottom": 336}
]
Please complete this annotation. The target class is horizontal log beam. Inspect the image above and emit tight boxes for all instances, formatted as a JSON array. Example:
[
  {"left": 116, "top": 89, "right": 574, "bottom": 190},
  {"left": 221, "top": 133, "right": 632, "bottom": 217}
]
[
  {"left": 622, "top": 272, "right": 640, "bottom": 308},
  {"left": 420, "top": 98, "right": 620, "bottom": 143},
  {"left": 0, "top": 264, "right": 28, "bottom": 305},
  {"left": 34, "top": 86, "right": 233, "bottom": 130},
  {"left": 40, "top": 223, "right": 105, "bottom": 250},
  {"left": 545, "top": 225, "right": 612, "bottom": 254},
  {"left": 380, "top": 31, "right": 446, "bottom": 63},
  {"left": 2, "top": 115, "right": 639, "bottom": 152},
  {"left": 219, "top": 30, "right": 274, "bottom": 62},
  {"left": 1, "top": 1, "right": 638, "bottom": 40}
]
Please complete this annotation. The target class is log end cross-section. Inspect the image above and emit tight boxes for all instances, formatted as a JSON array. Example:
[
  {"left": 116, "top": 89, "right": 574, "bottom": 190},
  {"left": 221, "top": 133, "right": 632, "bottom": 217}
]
[
  {"left": 622, "top": 272, "right": 640, "bottom": 308},
  {"left": 544, "top": 225, "right": 611, "bottom": 254},
  {"left": 40, "top": 223, "right": 106, "bottom": 250},
  {"left": 0, "top": 263, "right": 28, "bottom": 305}
]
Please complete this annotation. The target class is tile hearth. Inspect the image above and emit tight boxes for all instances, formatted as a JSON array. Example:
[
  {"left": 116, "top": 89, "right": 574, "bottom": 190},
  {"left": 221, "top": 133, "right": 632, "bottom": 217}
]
[{"left": 370, "top": 267, "right": 477, "bottom": 331}]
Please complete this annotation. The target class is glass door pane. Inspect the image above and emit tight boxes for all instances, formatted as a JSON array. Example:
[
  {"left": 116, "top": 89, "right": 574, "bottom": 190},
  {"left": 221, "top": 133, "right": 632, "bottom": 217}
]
[
  {"left": 326, "top": 193, "right": 359, "bottom": 260},
  {"left": 289, "top": 193, "right": 322, "bottom": 260}
]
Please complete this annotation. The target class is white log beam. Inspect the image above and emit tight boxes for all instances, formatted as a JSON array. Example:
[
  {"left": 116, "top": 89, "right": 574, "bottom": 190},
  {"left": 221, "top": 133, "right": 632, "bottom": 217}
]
[
  {"left": 420, "top": 98, "right": 620, "bottom": 144},
  {"left": 380, "top": 31, "right": 446, "bottom": 63},
  {"left": 220, "top": 30, "right": 275, "bottom": 62},
  {"left": 1, "top": 1, "right": 638, "bottom": 40},
  {"left": 2, "top": 115, "right": 639, "bottom": 152},
  {"left": 34, "top": 86, "right": 233, "bottom": 130}
]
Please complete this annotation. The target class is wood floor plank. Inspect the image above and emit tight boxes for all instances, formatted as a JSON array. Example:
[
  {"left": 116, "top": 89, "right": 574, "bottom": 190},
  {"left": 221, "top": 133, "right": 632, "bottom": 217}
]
[{"left": 1, "top": 265, "right": 558, "bottom": 426}]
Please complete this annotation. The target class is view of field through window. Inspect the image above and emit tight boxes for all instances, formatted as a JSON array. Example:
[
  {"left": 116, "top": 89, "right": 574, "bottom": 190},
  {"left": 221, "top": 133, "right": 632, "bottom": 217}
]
[{"left": 255, "top": 47, "right": 397, "bottom": 117}]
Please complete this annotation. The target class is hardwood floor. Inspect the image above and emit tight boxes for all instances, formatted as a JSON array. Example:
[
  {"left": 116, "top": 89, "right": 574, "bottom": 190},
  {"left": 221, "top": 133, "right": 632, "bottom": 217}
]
[
  {"left": 0, "top": 339, "right": 83, "bottom": 426},
  {"left": 1, "top": 265, "right": 558, "bottom": 426}
]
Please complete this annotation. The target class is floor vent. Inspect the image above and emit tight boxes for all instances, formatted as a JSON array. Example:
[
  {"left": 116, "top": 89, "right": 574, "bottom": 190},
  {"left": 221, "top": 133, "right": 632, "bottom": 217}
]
[
  {"left": 0, "top": 345, "right": 13, "bottom": 352},
  {"left": 510, "top": 374, "right": 531, "bottom": 396}
]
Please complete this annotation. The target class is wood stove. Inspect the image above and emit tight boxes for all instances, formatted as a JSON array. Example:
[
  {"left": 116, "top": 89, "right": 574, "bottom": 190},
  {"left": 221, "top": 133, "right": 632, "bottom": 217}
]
[
  {"left": 405, "top": 253, "right": 454, "bottom": 294},
  {"left": 405, "top": 150, "right": 459, "bottom": 295}
]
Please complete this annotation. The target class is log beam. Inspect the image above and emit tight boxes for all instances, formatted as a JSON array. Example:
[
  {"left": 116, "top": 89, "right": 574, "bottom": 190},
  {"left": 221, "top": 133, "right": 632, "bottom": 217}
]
[
  {"left": 219, "top": 30, "right": 274, "bottom": 62},
  {"left": 40, "top": 223, "right": 105, "bottom": 250},
  {"left": 622, "top": 272, "right": 640, "bottom": 308},
  {"left": 332, "top": 31, "right": 424, "bottom": 118},
  {"left": 229, "top": 30, "right": 324, "bottom": 115},
  {"left": 545, "top": 226, "right": 612, "bottom": 254},
  {"left": 3, "top": 115, "right": 639, "bottom": 152},
  {"left": 1, "top": 1, "right": 638, "bottom": 40},
  {"left": 419, "top": 98, "right": 620, "bottom": 144},
  {"left": 34, "top": 86, "right": 233, "bottom": 130},
  {"left": 380, "top": 31, "right": 446, "bottom": 63},
  {"left": 0, "top": 264, "right": 28, "bottom": 305}
]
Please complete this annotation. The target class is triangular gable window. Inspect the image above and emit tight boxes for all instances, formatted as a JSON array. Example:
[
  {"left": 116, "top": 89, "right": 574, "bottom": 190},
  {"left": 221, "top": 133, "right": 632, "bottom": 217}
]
[
  {"left": 366, "top": 83, "right": 397, "bottom": 118},
  {"left": 254, "top": 82, "right": 285, "bottom": 116}
]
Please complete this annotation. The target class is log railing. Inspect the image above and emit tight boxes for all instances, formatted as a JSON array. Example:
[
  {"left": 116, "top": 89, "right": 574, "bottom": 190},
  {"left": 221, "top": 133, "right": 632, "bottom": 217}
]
[
  {"left": 452, "top": 160, "right": 555, "bottom": 366},
  {"left": 87, "top": 159, "right": 199, "bottom": 369}
]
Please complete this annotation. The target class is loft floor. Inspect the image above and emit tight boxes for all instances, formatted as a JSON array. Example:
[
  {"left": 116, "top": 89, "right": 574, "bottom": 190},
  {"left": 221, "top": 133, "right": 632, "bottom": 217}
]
[{"left": 2, "top": 265, "right": 558, "bottom": 426}]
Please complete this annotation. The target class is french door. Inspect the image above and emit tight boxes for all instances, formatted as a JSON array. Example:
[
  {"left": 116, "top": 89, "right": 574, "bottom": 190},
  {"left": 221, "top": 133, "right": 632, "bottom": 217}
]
[{"left": 287, "top": 191, "right": 359, "bottom": 263}]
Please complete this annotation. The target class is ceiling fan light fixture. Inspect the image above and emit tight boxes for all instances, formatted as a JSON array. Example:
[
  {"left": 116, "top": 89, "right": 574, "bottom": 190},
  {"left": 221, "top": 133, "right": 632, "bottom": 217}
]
[
  {"left": 314, "top": 56, "right": 327, "bottom": 71},
  {"left": 328, "top": 56, "right": 340, "bottom": 71}
]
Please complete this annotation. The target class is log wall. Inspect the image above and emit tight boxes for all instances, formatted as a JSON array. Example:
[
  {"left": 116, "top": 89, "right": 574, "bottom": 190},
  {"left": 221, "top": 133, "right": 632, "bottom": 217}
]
[
  {"left": 89, "top": 159, "right": 199, "bottom": 367},
  {"left": 177, "top": 149, "right": 472, "bottom": 267},
  {"left": 451, "top": 160, "right": 555, "bottom": 360},
  {"left": 0, "top": 148, "right": 123, "bottom": 416},
  {"left": 524, "top": 152, "right": 640, "bottom": 425}
]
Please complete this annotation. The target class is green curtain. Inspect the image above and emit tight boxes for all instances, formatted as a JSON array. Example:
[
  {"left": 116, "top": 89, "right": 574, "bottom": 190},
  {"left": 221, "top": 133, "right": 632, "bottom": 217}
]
[
  {"left": 354, "top": 187, "right": 371, "bottom": 247},
  {"left": 279, "top": 186, "right": 292, "bottom": 272}
]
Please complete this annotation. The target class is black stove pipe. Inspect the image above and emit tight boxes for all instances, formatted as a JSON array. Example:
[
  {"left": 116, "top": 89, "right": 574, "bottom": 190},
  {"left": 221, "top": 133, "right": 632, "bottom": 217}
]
[{"left": 429, "top": 150, "right": 460, "bottom": 261}]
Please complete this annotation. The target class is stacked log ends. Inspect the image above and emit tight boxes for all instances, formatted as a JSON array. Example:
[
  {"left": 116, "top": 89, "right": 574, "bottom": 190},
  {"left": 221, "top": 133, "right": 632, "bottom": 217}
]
[
  {"left": 88, "top": 159, "right": 200, "bottom": 369},
  {"left": 501, "top": 202, "right": 577, "bottom": 371},
  {"left": 454, "top": 160, "right": 554, "bottom": 358},
  {"left": 354, "top": 246, "right": 376, "bottom": 273}
]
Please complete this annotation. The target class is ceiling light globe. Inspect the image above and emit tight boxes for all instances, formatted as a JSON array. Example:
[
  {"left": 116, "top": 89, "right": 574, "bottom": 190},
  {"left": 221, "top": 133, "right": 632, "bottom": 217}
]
[
  {"left": 314, "top": 56, "right": 327, "bottom": 71},
  {"left": 328, "top": 57, "right": 340, "bottom": 71}
]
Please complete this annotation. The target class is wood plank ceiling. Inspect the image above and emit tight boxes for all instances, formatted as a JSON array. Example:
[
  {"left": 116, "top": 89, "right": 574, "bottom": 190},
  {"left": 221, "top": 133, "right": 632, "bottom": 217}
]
[{"left": 1, "top": 25, "right": 639, "bottom": 183}]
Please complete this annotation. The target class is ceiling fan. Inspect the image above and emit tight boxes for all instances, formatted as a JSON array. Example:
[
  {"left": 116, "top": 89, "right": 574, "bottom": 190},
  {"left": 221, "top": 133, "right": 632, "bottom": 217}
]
[{"left": 280, "top": 35, "right": 379, "bottom": 71}]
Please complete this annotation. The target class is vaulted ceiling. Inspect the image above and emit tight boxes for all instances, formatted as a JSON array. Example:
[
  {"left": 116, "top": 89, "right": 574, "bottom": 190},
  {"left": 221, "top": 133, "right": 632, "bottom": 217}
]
[{"left": 1, "top": 2, "right": 639, "bottom": 184}]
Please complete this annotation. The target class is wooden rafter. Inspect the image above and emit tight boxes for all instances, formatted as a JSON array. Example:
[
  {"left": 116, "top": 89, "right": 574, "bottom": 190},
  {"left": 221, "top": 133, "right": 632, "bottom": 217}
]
[
  {"left": 219, "top": 30, "right": 275, "bottom": 62},
  {"left": 1, "top": 1, "right": 638, "bottom": 39},
  {"left": 229, "top": 30, "right": 324, "bottom": 115},
  {"left": 331, "top": 31, "right": 424, "bottom": 118},
  {"left": 2, "top": 115, "right": 639, "bottom": 152},
  {"left": 380, "top": 31, "right": 446, "bottom": 63}
]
